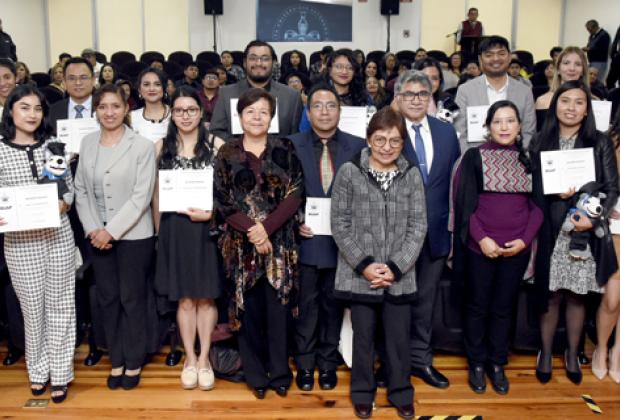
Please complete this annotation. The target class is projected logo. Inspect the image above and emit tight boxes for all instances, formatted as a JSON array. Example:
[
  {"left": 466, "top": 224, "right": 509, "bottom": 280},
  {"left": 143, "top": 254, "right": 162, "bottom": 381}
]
[{"left": 272, "top": 6, "right": 328, "bottom": 42}]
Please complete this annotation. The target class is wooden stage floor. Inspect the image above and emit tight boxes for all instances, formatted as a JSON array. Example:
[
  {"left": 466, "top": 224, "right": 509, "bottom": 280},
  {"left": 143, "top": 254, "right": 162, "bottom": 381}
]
[{"left": 0, "top": 346, "right": 619, "bottom": 419}]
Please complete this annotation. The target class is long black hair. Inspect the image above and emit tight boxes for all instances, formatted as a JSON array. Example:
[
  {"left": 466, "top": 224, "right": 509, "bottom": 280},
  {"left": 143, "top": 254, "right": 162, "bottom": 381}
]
[
  {"left": 412, "top": 57, "right": 445, "bottom": 102},
  {"left": 533, "top": 80, "right": 597, "bottom": 153},
  {"left": 158, "top": 86, "right": 214, "bottom": 169},
  {"left": 324, "top": 49, "right": 368, "bottom": 107},
  {"left": 610, "top": 105, "right": 620, "bottom": 148},
  {"left": 0, "top": 85, "right": 51, "bottom": 142},
  {"left": 485, "top": 99, "right": 532, "bottom": 172}
]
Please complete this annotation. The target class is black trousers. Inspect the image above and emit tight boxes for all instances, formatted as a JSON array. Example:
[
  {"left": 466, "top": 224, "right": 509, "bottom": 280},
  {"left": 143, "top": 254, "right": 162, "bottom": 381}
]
[
  {"left": 351, "top": 300, "right": 412, "bottom": 406},
  {"left": 464, "top": 248, "right": 530, "bottom": 366},
  {"left": 410, "top": 242, "right": 446, "bottom": 368},
  {"left": 238, "top": 278, "right": 292, "bottom": 389},
  {"left": 606, "top": 54, "right": 620, "bottom": 89},
  {"left": 294, "top": 264, "right": 343, "bottom": 371},
  {"left": 90, "top": 237, "right": 155, "bottom": 370}
]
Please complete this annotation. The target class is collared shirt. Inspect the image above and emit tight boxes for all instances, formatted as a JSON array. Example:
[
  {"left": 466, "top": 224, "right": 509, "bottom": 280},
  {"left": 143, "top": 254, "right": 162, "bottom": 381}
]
[
  {"left": 405, "top": 115, "right": 434, "bottom": 172},
  {"left": 484, "top": 75, "right": 509, "bottom": 105},
  {"left": 198, "top": 89, "right": 219, "bottom": 122},
  {"left": 68, "top": 96, "right": 93, "bottom": 119}
]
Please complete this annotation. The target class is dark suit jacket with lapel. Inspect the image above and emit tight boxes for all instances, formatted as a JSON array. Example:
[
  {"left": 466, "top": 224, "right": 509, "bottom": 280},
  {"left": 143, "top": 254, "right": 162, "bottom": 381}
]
[
  {"left": 209, "top": 79, "right": 303, "bottom": 140},
  {"left": 287, "top": 129, "right": 366, "bottom": 268},
  {"left": 402, "top": 115, "right": 461, "bottom": 258},
  {"left": 47, "top": 97, "right": 95, "bottom": 136}
]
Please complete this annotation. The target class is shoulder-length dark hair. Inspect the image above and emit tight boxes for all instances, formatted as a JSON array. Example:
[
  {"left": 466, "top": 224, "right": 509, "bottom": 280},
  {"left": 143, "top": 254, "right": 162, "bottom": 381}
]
[
  {"left": 534, "top": 80, "right": 597, "bottom": 153},
  {"left": 0, "top": 85, "right": 51, "bottom": 142},
  {"left": 136, "top": 67, "right": 169, "bottom": 106},
  {"left": 484, "top": 100, "right": 532, "bottom": 172},
  {"left": 97, "top": 62, "right": 119, "bottom": 86},
  {"left": 159, "top": 86, "right": 214, "bottom": 169},
  {"left": 413, "top": 57, "right": 445, "bottom": 102},
  {"left": 93, "top": 83, "right": 132, "bottom": 127},
  {"left": 325, "top": 49, "right": 368, "bottom": 107},
  {"left": 282, "top": 49, "right": 308, "bottom": 76}
]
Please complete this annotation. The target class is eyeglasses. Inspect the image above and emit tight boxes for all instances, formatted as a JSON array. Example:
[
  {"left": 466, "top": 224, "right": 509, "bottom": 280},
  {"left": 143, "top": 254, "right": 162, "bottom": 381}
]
[
  {"left": 333, "top": 64, "right": 354, "bottom": 72},
  {"left": 172, "top": 107, "right": 200, "bottom": 117},
  {"left": 370, "top": 136, "right": 404, "bottom": 148},
  {"left": 204, "top": 75, "right": 218, "bottom": 81},
  {"left": 247, "top": 55, "right": 272, "bottom": 63},
  {"left": 66, "top": 75, "right": 92, "bottom": 83},
  {"left": 398, "top": 91, "right": 431, "bottom": 102},
  {"left": 309, "top": 102, "right": 339, "bottom": 112}
]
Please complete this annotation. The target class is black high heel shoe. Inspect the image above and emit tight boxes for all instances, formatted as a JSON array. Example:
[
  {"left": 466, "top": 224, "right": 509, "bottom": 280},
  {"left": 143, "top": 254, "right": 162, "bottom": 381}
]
[
  {"left": 564, "top": 350, "right": 582, "bottom": 385},
  {"left": 30, "top": 380, "right": 48, "bottom": 396},
  {"left": 535, "top": 350, "right": 552, "bottom": 384},
  {"left": 51, "top": 385, "right": 68, "bottom": 403}
]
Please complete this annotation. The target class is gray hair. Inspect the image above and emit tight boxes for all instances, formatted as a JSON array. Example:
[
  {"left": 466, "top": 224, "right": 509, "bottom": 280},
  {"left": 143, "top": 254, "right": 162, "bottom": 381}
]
[{"left": 394, "top": 70, "right": 432, "bottom": 95}]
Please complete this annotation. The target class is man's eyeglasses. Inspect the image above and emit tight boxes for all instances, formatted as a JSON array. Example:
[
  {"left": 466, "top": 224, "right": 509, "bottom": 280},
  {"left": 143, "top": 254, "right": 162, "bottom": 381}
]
[
  {"left": 66, "top": 75, "right": 92, "bottom": 83},
  {"left": 309, "top": 102, "right": 339, "bottom": 112},
  {"left": 398, "top": 91, "right": 431, "bottom": 102},
  {"left": 247, "top": 55, "right": 272, "bottom": 63}
]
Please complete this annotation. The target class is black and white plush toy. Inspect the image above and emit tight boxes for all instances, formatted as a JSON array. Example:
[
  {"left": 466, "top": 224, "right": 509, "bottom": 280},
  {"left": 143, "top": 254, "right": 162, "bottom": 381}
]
[
  {"left": 38, "top": 141, "right": 69, "bottom": 199},
  {"left": 561, "top": 190, "right": 607, "bottom": 260},
  {"left": 436, "top": 96, "right": 460, "bottom": 124}
]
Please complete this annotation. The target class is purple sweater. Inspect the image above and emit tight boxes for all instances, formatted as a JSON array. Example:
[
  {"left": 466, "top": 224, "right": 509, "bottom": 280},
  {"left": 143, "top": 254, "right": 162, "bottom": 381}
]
[{"left": 467, "top": 142, "right": 543, "bottom": 254}]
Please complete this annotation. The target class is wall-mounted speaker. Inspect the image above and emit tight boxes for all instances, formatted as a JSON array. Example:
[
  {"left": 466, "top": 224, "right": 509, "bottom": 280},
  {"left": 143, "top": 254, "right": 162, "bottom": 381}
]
[
  {"left": 204, "top": 0, "right": 223, "bottom": 15},
  {"left": 380, "top": 0, "right": 399, "bottom": 16}
]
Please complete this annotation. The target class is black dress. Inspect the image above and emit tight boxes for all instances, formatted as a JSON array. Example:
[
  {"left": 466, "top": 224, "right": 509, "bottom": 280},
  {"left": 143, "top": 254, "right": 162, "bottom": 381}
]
[{"left": 155, "top": 155, "right": 221, "bottom": 301}]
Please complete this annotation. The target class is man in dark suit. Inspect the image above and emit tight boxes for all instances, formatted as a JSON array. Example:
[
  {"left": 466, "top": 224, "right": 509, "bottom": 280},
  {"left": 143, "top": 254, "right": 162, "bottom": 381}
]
[
  {"left": 210, "top": 40, "right": 302, "bottom": 139},
  {"left": 395, "top": 70, "right": 461, "bottom": 389},
  {"left": 0, "top": 19, "right": 16, "bottom": 62},
  {"left": 585, "top": 20, "right": 611, "bottom": 82},
  {"left": 287, "top": 83, "right": 365, "bottom": 391}
]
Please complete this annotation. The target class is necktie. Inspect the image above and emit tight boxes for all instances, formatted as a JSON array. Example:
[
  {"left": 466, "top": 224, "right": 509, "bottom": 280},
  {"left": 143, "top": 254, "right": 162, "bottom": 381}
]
[
  {"left": 74, "top": 104, "right": 85, "bottom": 119},
  {"left": 320, "top": 139, "right": 333, "bottom": 194},
  {"left": 412, "top": 124, "right": 428, "bottom": 184}
]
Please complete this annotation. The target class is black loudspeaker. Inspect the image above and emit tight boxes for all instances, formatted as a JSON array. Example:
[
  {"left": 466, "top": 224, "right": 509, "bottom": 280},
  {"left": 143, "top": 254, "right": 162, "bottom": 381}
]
[
  {"left": 380, "top": 0, "right": 399, "bottom": 15},
  {"left": 204, "top": 0, "right": 223, "bottom": 15}
]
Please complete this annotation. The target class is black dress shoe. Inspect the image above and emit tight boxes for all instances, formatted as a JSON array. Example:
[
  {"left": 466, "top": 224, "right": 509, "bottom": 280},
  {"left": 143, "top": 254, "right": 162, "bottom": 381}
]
[
  {"left": 395, "top": 403, "right": 415, "bottom": 420},
  {"left": 273, "top": 385, "right": 288, "bottom": 397},
  {"left": 318, "top": 369, "right": 337, "bottom": 390},
  {"left": 535, "top": 351, "right": 552, "bottom": 384},
  {"left": 468, "top": 365, "right": 486, "bottom": 394},
  {"left": 121, "top": 372, "right": 141, "bottom": 390},
  {"left": 166, "top": 350, "right": 183, "bottom": 367},
  {"left": 253, "top": 387, "right": 267, "bottom": 399},
  {"left": 107, "top": 374, "right": 123, "bottom": 390},
  {"left": 3, "top": 350, "right": 23, "bottom": 366},
  {"left": 486, "top": 364, "right": 509, "bottom": 395},
  {"left": 564, "top": 351, "right": 582, "bottom": 385},
  {"left": 375, "top": 365, "right": 386, "bottom": 388},
  {"left": 353, "top": 403, "right": 373, "bottom": 419},
  {"left": 411, "top": 365, "right": 450, "bottom": 389},
  {"left": 51, "top": 385, "right": 68, "bottom": 404},
  {"left": 84, "top": 349, "right": 103, "bottom": 366},
  {"left": 296, "top": 369, "right": 314, "bottom": 391}
]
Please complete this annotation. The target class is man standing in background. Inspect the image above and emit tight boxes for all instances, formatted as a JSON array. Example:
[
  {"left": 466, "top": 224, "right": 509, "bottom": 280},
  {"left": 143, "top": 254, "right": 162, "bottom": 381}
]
[
  {"left": 0, "top": 19, "right": 17, "bottom": 62},
  {"left": 457, "top": 8, "right": 484, "bottom": 64},
  {"left": 585, "top": 20, "right": 611, "bottom": 82}
]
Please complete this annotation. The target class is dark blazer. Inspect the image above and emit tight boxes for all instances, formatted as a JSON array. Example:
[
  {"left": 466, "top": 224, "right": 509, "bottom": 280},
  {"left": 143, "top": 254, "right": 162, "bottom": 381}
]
[
  {"left": 402, "top": 115, "right": 461, "bottom": 258},
  {"left": 47, "top": 98, "right": 95, "bottom": 135},
  {"left": 209, "top": 79, "right": 303, "bottom": 140},
  {"left": 288, "top": 129, "right": 365, "bottom": 268}
]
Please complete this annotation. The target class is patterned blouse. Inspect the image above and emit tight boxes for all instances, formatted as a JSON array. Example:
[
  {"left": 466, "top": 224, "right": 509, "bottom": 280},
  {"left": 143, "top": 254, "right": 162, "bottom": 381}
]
[{"left": 214, "top": 136, "right": 304, "bottom": 329}]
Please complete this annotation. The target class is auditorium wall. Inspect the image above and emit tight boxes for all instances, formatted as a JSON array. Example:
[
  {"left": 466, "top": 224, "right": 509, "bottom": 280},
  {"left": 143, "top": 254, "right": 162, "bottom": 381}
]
[
  {"left": 562, "top": 0, "right": 620, "bottom": 51},
  {"left": 2, "top": 0, "right": 48, "bottom": 72}
]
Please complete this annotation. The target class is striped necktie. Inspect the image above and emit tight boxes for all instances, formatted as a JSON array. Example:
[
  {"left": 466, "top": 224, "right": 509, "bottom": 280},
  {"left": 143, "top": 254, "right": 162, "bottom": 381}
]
[
  {"left": 74, "top": 104, "right": 85, "bottom": 119},
  {"left": 320, "top": 139, "right": 333, "bottom": 194}
]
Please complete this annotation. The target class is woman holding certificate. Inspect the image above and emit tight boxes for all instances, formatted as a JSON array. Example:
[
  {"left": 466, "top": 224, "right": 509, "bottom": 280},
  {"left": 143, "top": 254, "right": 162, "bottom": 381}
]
[
  {"left": 330, "top": 107, "right": 426, "bottom": 420},
  {"left": 0, "top": 85, "right": 75, "bottom": 403},
  {"left": 153, "top": 86, "right": 224, "bottom": 391},
  {"left": 453, "top": 101, "right": 543, "bottom": 395},
  {"left": 74, "top": 83, "right": 157, "bottom": 390},
  {"left": 214, "top": 88, "right": 303, "bottom": 399},
  {"left": 530, "top": 80, "right": 619, "bottom": 385}
]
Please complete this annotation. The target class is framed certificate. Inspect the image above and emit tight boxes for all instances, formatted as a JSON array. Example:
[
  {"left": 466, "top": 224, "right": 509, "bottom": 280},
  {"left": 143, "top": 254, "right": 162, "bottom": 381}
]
[
  {"left": 158, "top": 169, "right": 214, "bottom": 212},
  {"left": 540, "top": 148, "right": 596, "bottom": 195},
  {"left": 0, "top": 184, "right": 61, "bottom": 233},
  {"left": 56, "top": 118, "right": 100, "bottom": 153},
  {"left": 304, "top": 197, "right": 331, "bottom": 236}
]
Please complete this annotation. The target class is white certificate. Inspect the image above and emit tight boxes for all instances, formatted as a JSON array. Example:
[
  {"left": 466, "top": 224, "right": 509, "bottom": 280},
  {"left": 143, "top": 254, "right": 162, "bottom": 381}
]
[
  {"left": 133, "top": 120, "right": 169, "bottom": 143},
  {"left": 230, "top": 98, "right": 279, "bottom": 135},
  {"left": 466, "top": 105, "right": 490, "bottom": 143},
  {"left": 592, "top": 100, "right": 612, "bottom": 132},
  {"left": 56, "top": 118, "right": 99, "bottom": 153},
  {"left": 338, "top": 106, "right": 368, "bottom": 139},
  {"left": 158, "top": 168, "right": 213, "bottom": 212},
  {"left": 0, "top": 184, "right": 60, "bottom": 233},
  {"left": 540, "top": 148, "right": 596, "bottom": 195},
  {"left": 305, "top": 197, "right": 331, "bottom": 236},
  {"left": 610, "top": 200, "right": 620, "bottom": 234}
]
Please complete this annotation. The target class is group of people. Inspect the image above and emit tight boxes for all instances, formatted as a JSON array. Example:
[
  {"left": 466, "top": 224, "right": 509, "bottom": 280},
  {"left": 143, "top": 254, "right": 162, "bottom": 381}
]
[{"left": 1, "top": 30, "right": 620, "bottom": 419}]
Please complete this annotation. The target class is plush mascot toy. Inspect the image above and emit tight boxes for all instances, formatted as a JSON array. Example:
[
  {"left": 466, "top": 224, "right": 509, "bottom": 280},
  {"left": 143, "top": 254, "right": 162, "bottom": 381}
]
[
  {"left": 436, "top": 96, "right": 460, "bottom": 124},
  {"left": 561, "top": 189, "right": 607, "bottom": 260},
  {"left": 38, "top": 141, "right": 70, "bottom": 199}
]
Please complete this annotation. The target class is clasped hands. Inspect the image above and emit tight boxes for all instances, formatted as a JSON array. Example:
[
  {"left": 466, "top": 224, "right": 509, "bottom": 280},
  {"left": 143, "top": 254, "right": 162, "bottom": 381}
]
[
  {"left": 363, "top": 263, "right": 395, "bottom": 289},
  {"left": 89, "top": 228, "right": 113, "bottom": 250},
  {"left": 479, "top": 237, "right": 526, "bottom": 259},
  {"left": 248, "top": 222, "right": 272, "bottom": 255}
]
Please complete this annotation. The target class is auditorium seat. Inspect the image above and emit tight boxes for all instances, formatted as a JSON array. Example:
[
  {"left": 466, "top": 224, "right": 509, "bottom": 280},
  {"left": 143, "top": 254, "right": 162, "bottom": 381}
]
[
  {"left": 513, "top": 50, "right": 535, "bottom": 73},
  {"left": 396, "top": 50, "right": 416, "bottom": 63},
  {"left": 281, "top": 50, "right": 307, "bottom": 70},
  {"left": 94, "top": 52, "right": 107, "bottom": 65},
  {"left": 168, "top": 51, "right": 193, "bottom": 67},
  {"left": 366, "top": 50, "right": 386, "bottom": 64},
  {"left": 196, "top": 51, "right": 221, "bottom": 66},
  {"left": 140, "top": 51, "right": 165, "bottom": 65},
  {"left": 230, "top": 51, "right": 244, "bottom": 67},
  {"left": 427, "top": 50, "right": 449, "bottom": 62},
  {"left": 163, "top": 61, "right": 183, "bottom": 81},
  {"left": 119, "top": 61, "right": 147, "bottom": 84},
  {"left": 309, "top": 51, "right": 322, "bottom": 67},
  {"left": 111, "top": 51, "right": 137, "bottom": 67},
  {"left": 30, "top": 72, "right": 50, "bottom": 87}
]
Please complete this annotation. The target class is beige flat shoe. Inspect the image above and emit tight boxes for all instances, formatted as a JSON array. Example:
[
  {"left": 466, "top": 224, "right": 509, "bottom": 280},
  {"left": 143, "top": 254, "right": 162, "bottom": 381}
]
[
  {"left": 591, "top": 348, "right": 607, "bottom": 380},
  {"left": 198, "top": 365, "right": 215, "bottom": 391},
  {"left": 181, "top": 365, "right": 198, "bottom": 389}
]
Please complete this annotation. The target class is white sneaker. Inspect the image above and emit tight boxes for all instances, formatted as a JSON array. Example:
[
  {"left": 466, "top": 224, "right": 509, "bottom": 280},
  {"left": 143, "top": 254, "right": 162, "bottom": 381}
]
[
  {"left": 181, "top": 365, "right": 198, "bottom": 389},
  {"left": 198, "top": 364, "right": 215, "bottom": 391}
]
